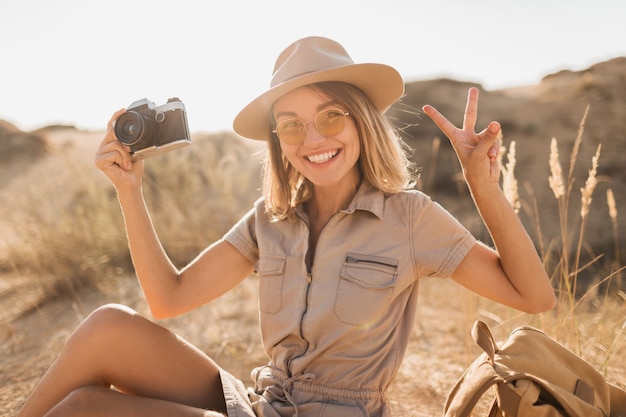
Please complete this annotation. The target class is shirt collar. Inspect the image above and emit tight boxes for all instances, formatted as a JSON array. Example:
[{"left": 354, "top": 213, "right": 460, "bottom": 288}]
[
  {"left": 294, "top": 181, "right": 385, "bottom": 220},
  {"left": 341, "top": 180, "right": 384, "bottom": 219}
]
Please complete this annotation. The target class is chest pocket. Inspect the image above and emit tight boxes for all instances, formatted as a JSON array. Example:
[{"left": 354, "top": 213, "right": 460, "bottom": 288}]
[
  {"left": 335, "top": 253, "right": 399, "bottom": 326},
  {"left": 255, "top": 256, "right": 286, "bottom": 314}
]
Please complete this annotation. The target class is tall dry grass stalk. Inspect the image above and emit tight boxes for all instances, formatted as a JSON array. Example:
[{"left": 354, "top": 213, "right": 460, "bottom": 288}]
[
  {"left": 500, "top": 140, "right": 520, "bottom": 214},
  {"left": 607, "top": 188, "right": 620, "bottom": 267},
  {"left": 546, "top": 107, "right": 589, "bottom": 314},
  {"left": 548, "top": 136, "right": 575, "bottom": 310},
  {"left": 573, "top": 144, "right": 602, "bottom": 297},
  {"left": 580, "top": 144, "right": 601, "bottom": 220},
  {"left": 603, "top": 187, "right": 624, "bottom": 304},
  {"left": 548, "top": 137, "right": 566, "bottom": 200}
]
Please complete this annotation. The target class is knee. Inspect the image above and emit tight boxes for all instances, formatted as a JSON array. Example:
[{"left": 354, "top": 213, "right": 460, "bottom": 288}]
[
  {"left": 88, "top": 303, "right": 139, "bottom": 324},
  {"left": 68, "top": 304, "right": 141, "bottom": 347}
]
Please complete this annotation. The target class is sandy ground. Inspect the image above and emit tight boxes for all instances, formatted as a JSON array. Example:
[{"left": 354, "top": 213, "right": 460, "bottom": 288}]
[{"left": 1, "top": 269, "right": 491, "bottom": 416}]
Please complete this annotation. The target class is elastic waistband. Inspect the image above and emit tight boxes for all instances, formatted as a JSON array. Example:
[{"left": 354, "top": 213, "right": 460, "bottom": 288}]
[{"left": 253, "top": 365, "right": 387, "bottom": 401}]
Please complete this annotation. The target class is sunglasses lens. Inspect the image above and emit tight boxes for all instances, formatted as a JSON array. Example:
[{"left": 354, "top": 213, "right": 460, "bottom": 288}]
[
  {"left": 275, "top": 119, "right": 305, "bottom": 144},
  {"left": 274, "top": 109, "right": 347, "bottom": 144},
  {"left": 315, "top": 109, "right": 346, "bottom": 136}
]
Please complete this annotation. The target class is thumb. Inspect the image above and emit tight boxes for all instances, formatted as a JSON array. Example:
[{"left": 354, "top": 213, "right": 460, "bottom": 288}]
[{"left": 478, "top": 122, "right": 502, "bottom": 161}]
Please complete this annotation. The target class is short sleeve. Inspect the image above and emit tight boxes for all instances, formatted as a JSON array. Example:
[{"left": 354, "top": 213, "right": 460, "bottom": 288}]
[
  {"left": 410, "top": 194, "right": 477, "bottom": 278},
  {"left": 222, "top": 198, "right": 262, "bottom": 265}
]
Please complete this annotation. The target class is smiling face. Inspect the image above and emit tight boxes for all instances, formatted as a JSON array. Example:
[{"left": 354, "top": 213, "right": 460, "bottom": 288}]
[{"left": 272, "top": 86, "right": 361, "bottom": 189}]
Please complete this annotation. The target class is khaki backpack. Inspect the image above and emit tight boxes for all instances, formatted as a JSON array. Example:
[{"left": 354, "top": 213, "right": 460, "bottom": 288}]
[{"left": 444, "top": 320, "right": 626, "bottom": 417}]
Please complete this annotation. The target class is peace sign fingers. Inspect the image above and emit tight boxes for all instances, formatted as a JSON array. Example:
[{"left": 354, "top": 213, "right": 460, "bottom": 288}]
[
  {"left": 422, "top": 87, "right": 502, "bottom": 188},
  {"left": 462, "top": 87, "right": 479, "bottom": 132}
]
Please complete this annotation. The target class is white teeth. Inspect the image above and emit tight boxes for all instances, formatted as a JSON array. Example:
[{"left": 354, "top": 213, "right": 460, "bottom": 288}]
[{"left": 307, "top": 151, "right": 338, "bottom": 164}]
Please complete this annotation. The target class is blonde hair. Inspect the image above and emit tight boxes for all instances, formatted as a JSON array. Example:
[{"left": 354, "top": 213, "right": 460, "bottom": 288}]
[{"left": 262, "top": 82, "right": 415, "bottom": 221}]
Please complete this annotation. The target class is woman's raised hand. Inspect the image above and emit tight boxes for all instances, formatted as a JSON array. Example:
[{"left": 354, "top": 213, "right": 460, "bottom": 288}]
[
  {"left": 422, "top": 87, "right": 502, "bottom": 190},
  {"left": 94, "top": 109, "right": 145, "bottom": 190}
]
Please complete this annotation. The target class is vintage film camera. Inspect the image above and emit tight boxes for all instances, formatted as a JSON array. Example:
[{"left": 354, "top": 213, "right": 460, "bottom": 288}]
[{"left": 114, "top": 97, "right": 191, "bottom": 160}]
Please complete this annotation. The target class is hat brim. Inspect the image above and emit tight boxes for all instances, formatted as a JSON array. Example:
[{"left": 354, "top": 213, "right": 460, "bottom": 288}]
[{"left": 233, "top": 63, "right": 404, "bottom": 141}]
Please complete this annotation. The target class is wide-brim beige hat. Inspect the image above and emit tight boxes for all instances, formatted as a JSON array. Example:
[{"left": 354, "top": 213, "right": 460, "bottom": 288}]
[{"left": 233, "top": 36, "right": 405, "bottom": 141}]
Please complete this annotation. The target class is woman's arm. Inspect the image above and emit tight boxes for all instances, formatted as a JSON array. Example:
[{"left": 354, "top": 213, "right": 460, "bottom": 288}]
[
  {"left": 422, "top": 88, "right": 556, "bottom": 314},
  {"left": 95, "top": 111, "right": 254, "bottom": 319}
]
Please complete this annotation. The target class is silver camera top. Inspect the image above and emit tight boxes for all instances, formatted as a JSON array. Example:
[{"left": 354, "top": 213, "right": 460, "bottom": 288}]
[{"left": 114, "top": 97, "right": 191, "bottom": 160}]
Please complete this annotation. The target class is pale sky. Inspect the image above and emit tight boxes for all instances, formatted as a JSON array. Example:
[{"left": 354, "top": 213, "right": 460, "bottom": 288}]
[{"left": 1, "top": 0, "right": 625, "bottom": 134}]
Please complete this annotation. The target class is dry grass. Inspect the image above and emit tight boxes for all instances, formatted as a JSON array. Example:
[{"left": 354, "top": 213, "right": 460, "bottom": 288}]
[{"left": 1, "top": 113, "right": 625, "bottom": 416}]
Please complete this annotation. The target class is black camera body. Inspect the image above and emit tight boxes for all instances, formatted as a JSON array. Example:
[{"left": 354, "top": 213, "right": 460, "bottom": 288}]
[{"left": 114, "top": 97, "right": 191, "bottom": 160}]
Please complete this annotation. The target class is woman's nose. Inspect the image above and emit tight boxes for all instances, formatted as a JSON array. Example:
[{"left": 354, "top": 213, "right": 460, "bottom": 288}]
[{"left": 303, "top": 121, "right": 325, "bottom": 145}]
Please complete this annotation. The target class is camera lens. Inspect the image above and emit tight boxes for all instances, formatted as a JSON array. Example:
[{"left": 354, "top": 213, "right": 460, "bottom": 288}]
[{"left": 114, "top": 111, "right": 148, "bottom": 146}]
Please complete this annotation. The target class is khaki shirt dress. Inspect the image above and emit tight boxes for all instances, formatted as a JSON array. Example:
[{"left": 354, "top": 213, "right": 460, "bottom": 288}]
[{"left": 220, "top": 181, "right": 476, "bottom": 417}]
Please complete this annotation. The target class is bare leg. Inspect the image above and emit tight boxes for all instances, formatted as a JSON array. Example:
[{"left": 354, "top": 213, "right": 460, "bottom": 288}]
[
  {"left": 45, "top": 387, "right": 226, "bottom": 417},
  {"left": 18, "top": 304, "right": 228, "bottom": 417},
  {"left": 45, "top": 387, "right": 227, "bottom": 417}
]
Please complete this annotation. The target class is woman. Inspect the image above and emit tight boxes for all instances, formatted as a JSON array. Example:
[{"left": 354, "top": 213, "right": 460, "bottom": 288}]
[{"left": 18, "top": 36, "right": 555, "bottom": 417}]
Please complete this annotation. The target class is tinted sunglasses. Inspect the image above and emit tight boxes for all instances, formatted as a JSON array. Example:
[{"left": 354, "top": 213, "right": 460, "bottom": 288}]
[{"left": 272, "top": 108, "right": 350, "bottom": 145}]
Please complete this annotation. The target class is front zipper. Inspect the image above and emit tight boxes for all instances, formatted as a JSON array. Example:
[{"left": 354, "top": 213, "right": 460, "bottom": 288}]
[{"left": 299, "top": 271, "right": 313, "bottom": 338}]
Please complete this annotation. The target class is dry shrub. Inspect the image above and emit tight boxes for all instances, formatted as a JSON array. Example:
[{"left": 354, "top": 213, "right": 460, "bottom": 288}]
[
  {"left": 2, "top": 131, "right": 263, "bottom": 301},
  {"left": 142, "top": 131, "right": 263, "bottom": 266}
]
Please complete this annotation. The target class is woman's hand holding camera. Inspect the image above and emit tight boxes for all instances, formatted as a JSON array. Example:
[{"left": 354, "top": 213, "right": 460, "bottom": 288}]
[{"left": 95, "top": 109, "right": 145, "bottom": 191}]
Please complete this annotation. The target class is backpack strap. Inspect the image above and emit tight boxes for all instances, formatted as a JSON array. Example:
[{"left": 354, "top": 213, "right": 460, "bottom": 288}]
[
  {"left": 610, "top": 383, "right": 626, "bottom": 416},
  {"left": 487, "top": 400, "right": 503, "bottom": 417},
  {"left": 443, "top": 361, "right": 501, "bottom": 417},
  {"left": 443, "top": 321, "right": 502, "bottom": 417}
]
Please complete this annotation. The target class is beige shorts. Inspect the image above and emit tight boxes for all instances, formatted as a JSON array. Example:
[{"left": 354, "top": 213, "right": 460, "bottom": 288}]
[{"left": 219, "top": 368, "right": 256, "bottom": 417}]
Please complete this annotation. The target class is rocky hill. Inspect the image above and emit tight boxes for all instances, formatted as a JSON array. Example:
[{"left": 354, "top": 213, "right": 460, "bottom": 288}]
[
  {"left": 391, "top": 57, "right": 626, "bottom": 284},
  {"left": 0, "top": 120, "right": 49, "bottom": 163}
]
